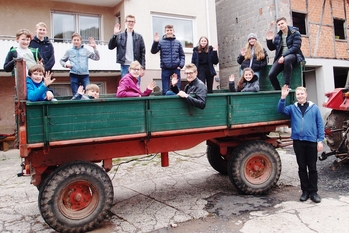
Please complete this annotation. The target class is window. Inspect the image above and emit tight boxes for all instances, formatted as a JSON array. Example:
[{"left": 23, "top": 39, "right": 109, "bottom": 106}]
[
  {"left": 334, "top": 19, "right": 345, "bottom": 40},
  {"left": 52, "top": 12, "right": 100, "bottom": 43},
  {"left": 292, "top": 12, "right": 307, "bottom": 35},
  {"left": 152, "top": 14, "right": 194, "bottom": 49}
]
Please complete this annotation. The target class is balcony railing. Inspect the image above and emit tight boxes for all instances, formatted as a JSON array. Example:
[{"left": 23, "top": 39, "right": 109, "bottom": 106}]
[{"left": 0, "top": 37, "right": 120, "bottom": 72}]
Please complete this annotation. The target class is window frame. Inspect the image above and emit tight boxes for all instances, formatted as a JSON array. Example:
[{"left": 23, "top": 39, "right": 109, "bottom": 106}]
[
  {"left": 51, "top": 11, "right": 101, "bottom": 43},
  {"left": 292, "top": 12, "right": 307, "bottom": 36},
  {"left": 151, "top": 13, "right": 196, "bottom": 52},
  {"left": 333, "top": 18, "right": 345, "bottom": 40}
]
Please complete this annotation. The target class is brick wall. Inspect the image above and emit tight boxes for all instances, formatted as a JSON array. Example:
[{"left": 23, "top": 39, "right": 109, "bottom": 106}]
[{"left": 300, "top": 0, "right": 349, "bottom": 59}]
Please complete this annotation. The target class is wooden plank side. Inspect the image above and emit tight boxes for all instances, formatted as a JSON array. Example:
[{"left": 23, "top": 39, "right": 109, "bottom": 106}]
[
  {"left": 149, "top": 95, "right": 228, "bottom": 132},
  {"left": 26, "top": 99, "right": 147, "bottom": 143},
  {"left": 25, "top": 90, "right": 296, "bottom": 144},
  {"left": 26, "top": 105, "right": 45, "bottom": 143},
  {"left": 229, "top": 92, "right": 290, "bottom": 124}
]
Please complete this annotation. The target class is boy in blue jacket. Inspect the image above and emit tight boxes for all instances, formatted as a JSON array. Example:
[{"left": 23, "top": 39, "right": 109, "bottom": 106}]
[
  {"left": 278, "top": 85, "right": 324, "bottom": 203},
  {"left": 27, "top": 64, "right": 56, "bottom": 101}
]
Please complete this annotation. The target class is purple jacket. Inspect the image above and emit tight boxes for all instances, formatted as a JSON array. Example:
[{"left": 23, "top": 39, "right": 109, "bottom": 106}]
[{"left": 117, "top": 73, "right": 152, "bottom": 97}]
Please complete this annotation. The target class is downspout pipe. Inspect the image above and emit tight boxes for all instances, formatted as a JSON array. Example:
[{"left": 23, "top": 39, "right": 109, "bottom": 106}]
[{"left": 206, "top": 0, "right": 211, "bottom": 39}]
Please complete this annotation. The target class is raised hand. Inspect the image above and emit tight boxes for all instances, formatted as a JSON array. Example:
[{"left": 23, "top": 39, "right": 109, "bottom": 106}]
[
  {"left": 213, "top": 45, "right": 218, "bottom": 51},
  {"left": 229, "top": 74, "right": 235, "bottom": 82},
  {"left": 114, "top": 23, "right": 121, "bottom": 35},
  {"left": 43, "top": 71, "right": 56, "bottom": 87},
  {"left": 281, "top": 84, "right": 290, "bottom": 99},
  {"left": 266, "top": 30, "right": 274, "bottom": 40},
  {"left": 76, "top": 85, "right": 85, "bottom": 95},
  {"left": 154, "top": 32, "right": 160, "bottom": 42},
  {"left": 147, "top": 81, "right": 157, "bottom": 91},
  {"left": 88, "top": 37, "right": 97, "bottom": 49},
  {"left": 240, "top": 47, "right": 246, "bottom": 56},
  {"left": 171, "top": 73, "right": 178, "bottom": 86}
]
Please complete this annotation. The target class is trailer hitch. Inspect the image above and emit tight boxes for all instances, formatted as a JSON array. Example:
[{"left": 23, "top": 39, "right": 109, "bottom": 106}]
[{"left": 319, "top": 150, "right": 336, "bottom": 161}]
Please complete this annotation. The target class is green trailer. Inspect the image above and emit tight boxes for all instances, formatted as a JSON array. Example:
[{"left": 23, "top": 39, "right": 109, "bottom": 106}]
[{"left": 15, "top": 60, "right": 302, "bottom": 232}]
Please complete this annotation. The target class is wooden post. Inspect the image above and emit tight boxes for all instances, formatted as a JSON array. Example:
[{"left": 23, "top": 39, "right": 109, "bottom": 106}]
[{"left": 15, "top": 60, "right": 27, "bottom": 101}]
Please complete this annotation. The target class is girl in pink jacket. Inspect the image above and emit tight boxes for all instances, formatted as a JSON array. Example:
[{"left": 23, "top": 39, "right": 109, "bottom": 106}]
[{"left": 117, "top": 61, "right": 156, "bottom": 97}]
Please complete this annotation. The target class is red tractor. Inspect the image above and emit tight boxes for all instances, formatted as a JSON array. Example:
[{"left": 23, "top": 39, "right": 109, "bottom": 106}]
[{"left": 321, "top": 88, "right": 349, "bottom": 163}]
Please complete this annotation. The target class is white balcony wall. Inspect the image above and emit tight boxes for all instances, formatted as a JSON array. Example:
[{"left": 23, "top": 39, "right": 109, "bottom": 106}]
[{"left": 0, "top": 39, "right": 119, "bottom": 72}]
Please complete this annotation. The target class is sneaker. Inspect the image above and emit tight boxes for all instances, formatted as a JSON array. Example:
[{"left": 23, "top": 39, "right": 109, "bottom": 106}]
[
  {"left": 300, "top": 191, "right": 309, "bottom": 202},
  {"left": 310, "top": 192, "right": 321, "bottom": 203}
]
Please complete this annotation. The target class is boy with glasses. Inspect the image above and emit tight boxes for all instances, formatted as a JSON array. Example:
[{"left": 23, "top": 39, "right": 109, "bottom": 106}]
[
  {"left": 168, "top": 63, "right": 207, "bottom": 109},
  {"left": 108, "top": 15, "right": 146, "bottom": 78}
]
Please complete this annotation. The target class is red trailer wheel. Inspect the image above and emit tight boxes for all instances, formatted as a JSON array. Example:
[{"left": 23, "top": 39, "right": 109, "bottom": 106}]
[
  {"left": 38, "top": 161, "right": 114, "bottom": 233},
  {"left": 228, "top": 141, "right": 281, "bottom": 195},
  {"left": 243, "top": 154, "right": 272, "bottom": 185}
]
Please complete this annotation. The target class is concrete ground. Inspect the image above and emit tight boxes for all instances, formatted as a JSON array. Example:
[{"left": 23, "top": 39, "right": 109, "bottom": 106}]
[{"left": 0, "top": 142, "right": 349, "bottom": 233}]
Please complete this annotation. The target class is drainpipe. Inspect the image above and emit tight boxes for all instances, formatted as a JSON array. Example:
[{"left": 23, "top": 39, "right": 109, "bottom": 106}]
[
  {"left": 206, "top": 0, "right": 211, "bottom": 39},
  {"left": 274, "top": 0, "right": 279, "bottom": 21}
]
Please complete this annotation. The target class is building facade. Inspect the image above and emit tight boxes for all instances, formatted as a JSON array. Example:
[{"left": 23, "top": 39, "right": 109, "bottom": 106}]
[
  {"left": 0, "top": 0, "right": 218, "bottom": 133},
  {"left": 216, "top": 0, "right": 349, "bottom": 116}
]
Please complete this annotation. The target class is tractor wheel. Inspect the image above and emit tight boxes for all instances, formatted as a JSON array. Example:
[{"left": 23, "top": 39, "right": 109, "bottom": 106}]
[
  {"left": 207, "top": 145, "right": 230, "bottom": 175},
  {"left": 38, "top": 161, "right": 114, "bottom": 233},
  {"left": 228, "top": 141, "right": 281, "bottom": 195},
  {"left": 325, "top": 110, "right": 349, "bottom": 151}
]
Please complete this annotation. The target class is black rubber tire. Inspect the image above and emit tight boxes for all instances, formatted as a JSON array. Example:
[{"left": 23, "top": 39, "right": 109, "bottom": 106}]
[
  {"left": 38, "top": 161, "right": 114, "bottom": 233},
  {"left": 228, "top": 141, "right": 281, "bottom": 195},
  {"left": 325, "top": 110, "right": 349, "bottom": 151},
  {"left": 207, "top": 145, "right": 229, "bottom": 175}
]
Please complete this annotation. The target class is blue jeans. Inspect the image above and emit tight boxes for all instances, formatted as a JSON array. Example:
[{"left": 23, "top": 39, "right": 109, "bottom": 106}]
[
  {"left": 70, "top": 74, "right": 90, "bottom": 95},
  {"left": 165, "top": 91, "right": 176, "bottom": 95},
  {"left": 161, "top": 69, "right": 181, "bottom": 95},
  {"left": 121, "top": 65, "right": 130, "bottom": 78}
]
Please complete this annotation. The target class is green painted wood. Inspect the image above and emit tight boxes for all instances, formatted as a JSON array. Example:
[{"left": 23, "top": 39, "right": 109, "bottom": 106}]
[
  {"left": 26, "top": 91, "right": 295, "bottom": 144},
  {"left": 25, "top": 64, "right": 301, "bottom": 144},
  {"left": 259, "top": 64, "right": 303, "bottom": 91}
]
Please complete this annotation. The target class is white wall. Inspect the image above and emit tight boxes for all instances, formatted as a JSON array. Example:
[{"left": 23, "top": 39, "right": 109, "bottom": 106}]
[{"left": 305, "top": 58, "right": 349, "bottom": 117}]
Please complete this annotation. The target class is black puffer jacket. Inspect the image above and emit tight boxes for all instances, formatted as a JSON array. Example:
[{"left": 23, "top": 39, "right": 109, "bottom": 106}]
[
  {"left": 191, "top": 46, "right": 219, "bottom": 76},
  {"left": 29, "top": 36, "right": 55, "bottom": 71},
  {"left": 237, "top": 48, "right": 268, "bottom": 72},
  {"left": 108, "top": 30, "right": 146, "bottom": 68},
  {"left": 151, "top": 35, "right": 185, "bottom": 70},
  {"left": 170, "top": 78, "right": 207, "bottom": 109},
  {"left": 266, "top": 26, "right": 305, "bottom": 63}
]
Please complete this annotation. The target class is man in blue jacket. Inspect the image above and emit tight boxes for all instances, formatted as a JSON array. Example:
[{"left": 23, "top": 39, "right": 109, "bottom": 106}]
[
  {"left": 151, "top": 25, "right": 185, "bottom": 95},
  {"left": 278, "top": 85, "right": 324, "bottom": 203},
  {"left": 266, "top": 17, "right": 305, "bottom": 90}
]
